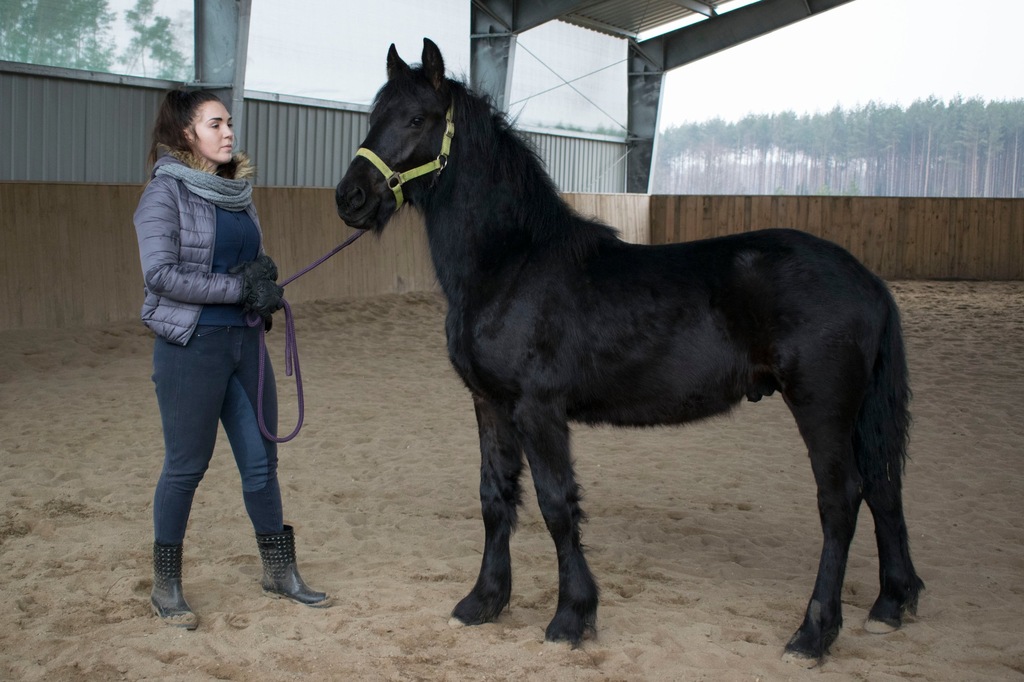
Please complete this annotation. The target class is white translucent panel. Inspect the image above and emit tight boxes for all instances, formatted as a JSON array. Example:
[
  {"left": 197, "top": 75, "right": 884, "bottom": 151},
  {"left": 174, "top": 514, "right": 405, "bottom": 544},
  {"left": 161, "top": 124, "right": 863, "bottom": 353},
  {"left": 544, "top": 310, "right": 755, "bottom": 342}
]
[
  {"left": 509, "top": 21, "right": 627, "bottom": 136},
  {"left": 246, "top": 0, "right": 470, "bottom": 105}
]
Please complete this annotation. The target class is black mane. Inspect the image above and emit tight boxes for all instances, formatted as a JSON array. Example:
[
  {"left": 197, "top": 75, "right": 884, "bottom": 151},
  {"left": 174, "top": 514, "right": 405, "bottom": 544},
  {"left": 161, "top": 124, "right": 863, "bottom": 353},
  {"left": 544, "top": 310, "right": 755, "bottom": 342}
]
[{"left": 412, "top": 73, "right": 618, "bottom": 259}]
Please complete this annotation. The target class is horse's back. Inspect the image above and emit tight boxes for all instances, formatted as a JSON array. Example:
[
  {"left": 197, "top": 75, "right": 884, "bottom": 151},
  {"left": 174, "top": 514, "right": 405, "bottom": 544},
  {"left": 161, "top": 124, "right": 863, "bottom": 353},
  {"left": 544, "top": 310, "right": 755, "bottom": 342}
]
[
  {"left": 610, "top": 228, "right": 892, "bottom": 344},
  {"left": 621, "top": 228, "right": 883, "bottom": 297}
]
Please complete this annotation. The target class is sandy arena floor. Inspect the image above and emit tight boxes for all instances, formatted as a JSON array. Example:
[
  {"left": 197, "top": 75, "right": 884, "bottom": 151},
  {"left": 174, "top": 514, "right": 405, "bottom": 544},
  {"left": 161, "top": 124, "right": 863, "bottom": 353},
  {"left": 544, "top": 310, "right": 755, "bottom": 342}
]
[{"left": 1, "top": 281, "right": 1022, "bottom": 681}]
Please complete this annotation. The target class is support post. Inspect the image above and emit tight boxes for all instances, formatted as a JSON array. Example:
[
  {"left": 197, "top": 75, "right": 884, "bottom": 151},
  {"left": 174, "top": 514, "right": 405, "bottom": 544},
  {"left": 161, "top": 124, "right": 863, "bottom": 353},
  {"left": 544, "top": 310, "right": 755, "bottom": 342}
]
[
  {"left": 626, "top": 41, "right": 664, "bottom": 194},
  {"left": 470, "top": 1, "right": 517, "bottom": 111},
  {"left": 194, "top": 0, "right": 251, "bottom": 134}
]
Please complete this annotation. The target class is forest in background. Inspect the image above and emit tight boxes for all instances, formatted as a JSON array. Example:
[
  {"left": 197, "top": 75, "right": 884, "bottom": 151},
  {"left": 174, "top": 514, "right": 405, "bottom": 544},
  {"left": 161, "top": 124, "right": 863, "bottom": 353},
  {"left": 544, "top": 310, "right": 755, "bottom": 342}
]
[
  {"left": 0, "top": 0, "right": 189, "bottom": 80},
  {"left": 653, "top": 97, "right": 1024, "bottom": 197}
]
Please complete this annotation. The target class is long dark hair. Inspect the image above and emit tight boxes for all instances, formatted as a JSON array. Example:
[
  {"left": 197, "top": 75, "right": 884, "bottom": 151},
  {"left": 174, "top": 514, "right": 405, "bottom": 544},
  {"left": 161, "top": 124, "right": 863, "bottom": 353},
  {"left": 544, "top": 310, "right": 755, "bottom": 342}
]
[{"left": 147, "top": 89, "right": 239, "bottom": 176}]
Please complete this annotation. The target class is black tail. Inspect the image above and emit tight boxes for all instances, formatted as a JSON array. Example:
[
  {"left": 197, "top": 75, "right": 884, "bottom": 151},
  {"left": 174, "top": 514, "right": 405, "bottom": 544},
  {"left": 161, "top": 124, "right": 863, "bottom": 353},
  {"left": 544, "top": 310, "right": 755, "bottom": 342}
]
[{"left": 854, "top": 289, "right": 912, "bottom": 489}]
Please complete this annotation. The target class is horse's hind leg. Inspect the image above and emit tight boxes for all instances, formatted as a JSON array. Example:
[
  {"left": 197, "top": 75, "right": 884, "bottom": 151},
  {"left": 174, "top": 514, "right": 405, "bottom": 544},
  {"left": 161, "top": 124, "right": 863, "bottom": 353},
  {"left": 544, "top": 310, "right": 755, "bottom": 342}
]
[
  {"left": 862, "top": 480, "right": 924, "bottom": 633},
  {"left": 452, "top": 396, "right": 524, "bottom": 626},
  {"left": 784, "top": 408, "right": 864, "bottom": 664},
  {"left": 514, "top": 399, "right": 598, "bottom": 646}
]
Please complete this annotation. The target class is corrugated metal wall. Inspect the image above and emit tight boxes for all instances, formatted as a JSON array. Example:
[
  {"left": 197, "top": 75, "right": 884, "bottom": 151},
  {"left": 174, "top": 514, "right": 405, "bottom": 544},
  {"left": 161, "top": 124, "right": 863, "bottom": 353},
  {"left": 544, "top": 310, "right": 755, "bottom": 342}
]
[
  {"left": 0, "top": 69, "right": 627, "bottom": 192},
  {"left": 528, "top": 130, "right": 629, "bottom": 193},
  {"left": 0, "top": 70, "right": 166, "bottom": 183},
  {"left": 241, "top": 95, "right": 371, "bottom": 188}
]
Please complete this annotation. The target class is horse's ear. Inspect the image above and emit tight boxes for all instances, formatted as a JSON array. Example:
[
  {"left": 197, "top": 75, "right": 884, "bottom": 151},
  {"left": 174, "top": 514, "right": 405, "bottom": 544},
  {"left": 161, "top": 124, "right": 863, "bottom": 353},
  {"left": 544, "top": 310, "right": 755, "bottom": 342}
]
[
  {"left": 387, "top": 43, "right": 410, "bottom": 81},
  {"left": 421, "top": 38, "right": 446, "bottom": 92}
]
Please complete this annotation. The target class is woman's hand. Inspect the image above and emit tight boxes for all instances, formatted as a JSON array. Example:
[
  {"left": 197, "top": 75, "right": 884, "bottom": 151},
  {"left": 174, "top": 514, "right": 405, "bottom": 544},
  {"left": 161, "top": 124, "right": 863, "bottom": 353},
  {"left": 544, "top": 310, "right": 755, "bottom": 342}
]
[{"left": 231, "top": 255, "right": 284, "bottom": 317}]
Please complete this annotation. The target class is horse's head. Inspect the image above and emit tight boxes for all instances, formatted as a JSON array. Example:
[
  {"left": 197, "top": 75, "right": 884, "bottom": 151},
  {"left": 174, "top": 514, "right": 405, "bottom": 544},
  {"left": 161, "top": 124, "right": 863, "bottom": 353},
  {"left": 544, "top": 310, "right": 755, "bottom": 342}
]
[{"left": 335, "top": 38, "right": 453, "bottom": 231}]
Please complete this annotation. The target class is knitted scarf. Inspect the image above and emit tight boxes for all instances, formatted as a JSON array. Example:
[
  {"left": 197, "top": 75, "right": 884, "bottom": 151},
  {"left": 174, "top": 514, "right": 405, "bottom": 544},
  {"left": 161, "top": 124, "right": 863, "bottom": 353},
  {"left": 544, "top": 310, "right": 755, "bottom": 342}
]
[{"left": 155, "top": 161, "right": 253, "bottom": 211}]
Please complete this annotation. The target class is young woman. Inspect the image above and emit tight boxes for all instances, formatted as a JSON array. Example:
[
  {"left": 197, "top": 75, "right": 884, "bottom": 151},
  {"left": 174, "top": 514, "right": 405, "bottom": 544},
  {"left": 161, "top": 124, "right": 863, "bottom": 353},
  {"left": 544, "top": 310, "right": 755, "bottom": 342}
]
[{"left": 134, "top": 90, "right": 331, "bottom": 630}]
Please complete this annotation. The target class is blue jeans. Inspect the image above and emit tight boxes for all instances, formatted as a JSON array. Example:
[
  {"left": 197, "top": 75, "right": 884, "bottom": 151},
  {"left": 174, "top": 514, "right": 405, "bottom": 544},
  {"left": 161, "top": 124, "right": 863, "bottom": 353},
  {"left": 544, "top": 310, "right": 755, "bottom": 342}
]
[{"left": 151, "top": 325, "right": 282, "bottom": 545}]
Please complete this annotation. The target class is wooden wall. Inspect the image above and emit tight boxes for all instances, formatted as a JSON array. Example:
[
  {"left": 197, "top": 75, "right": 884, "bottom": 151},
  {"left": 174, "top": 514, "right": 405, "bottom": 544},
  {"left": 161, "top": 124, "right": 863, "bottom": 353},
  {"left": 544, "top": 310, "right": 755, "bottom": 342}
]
[
  {"left": 565, "top": 192, "right": 650, "bottom": 244},
  {"left": 2, "top": 184, "right": 1020, "bottom": 330},
  {"left": 0, "top": 185, "right": 648, "bottom": 331},
  {"left": 2, "top": 183, "right": 147, "bottom": 330},
  {"left": 650, "top": 195, "right": 1024, "bottom": 280}
]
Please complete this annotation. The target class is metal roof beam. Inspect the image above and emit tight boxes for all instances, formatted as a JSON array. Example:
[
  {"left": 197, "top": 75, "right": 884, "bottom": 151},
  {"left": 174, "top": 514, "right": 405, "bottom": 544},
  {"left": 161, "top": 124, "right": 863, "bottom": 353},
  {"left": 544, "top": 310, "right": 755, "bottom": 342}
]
[
  {"left": 558, "top": 14, "right": 638, "bottom": 39},
  {"left": 471, "top": 0, "right": 592, "bottom": 34},
  {"left": 665, "top": 0, "right": 716, "bottom": 18},
  {"left": 638, "top": 0, "right": 855, "bottom": 72}
]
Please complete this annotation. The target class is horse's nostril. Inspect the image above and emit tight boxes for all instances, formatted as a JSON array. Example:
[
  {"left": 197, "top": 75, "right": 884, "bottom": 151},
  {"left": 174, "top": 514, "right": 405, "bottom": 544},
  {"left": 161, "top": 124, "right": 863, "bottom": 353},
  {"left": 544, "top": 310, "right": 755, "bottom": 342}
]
[
  {"left": 346, "top": 185, "right": 365, "bottom": 210},
  {"left": 336, "top": 182, "right": 366, "bottom": 215}
]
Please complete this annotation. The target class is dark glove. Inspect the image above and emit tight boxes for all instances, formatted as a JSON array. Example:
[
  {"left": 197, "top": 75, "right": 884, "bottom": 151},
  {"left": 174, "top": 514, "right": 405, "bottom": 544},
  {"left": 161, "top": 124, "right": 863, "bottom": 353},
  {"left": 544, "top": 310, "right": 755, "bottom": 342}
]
[
  {"left": 242, "top": 277, "right": 284, "bottom": 317},
  {"left": 231, "top": 254, "right": 284, "bottom": 318},
  {"left": 230, "top": 253, "right": 279, "bottom": 282}
]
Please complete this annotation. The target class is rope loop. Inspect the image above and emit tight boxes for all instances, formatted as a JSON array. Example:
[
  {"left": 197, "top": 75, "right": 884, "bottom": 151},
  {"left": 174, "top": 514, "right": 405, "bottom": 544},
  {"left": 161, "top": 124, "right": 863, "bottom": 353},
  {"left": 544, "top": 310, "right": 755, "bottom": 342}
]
[{"left": 251, "top": 229, "right": 367, "bottom": 443}]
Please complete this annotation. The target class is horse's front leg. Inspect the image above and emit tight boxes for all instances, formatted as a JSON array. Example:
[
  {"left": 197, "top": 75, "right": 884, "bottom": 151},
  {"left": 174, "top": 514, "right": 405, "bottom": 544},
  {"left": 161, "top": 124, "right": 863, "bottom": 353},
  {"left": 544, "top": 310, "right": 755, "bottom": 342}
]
[
  {"left": 515, "top": 400, "right": 598, "bottom": 646},
  {"left": 451, "top": 395, "right": 524, "bottom": 626}
]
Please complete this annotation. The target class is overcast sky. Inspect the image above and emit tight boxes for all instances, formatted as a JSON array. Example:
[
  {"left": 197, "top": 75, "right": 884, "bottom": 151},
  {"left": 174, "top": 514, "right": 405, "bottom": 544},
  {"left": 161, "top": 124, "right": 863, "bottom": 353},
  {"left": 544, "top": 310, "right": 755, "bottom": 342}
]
[{"left": 659, "top": 0, "right": 1024, "bottom": 126}]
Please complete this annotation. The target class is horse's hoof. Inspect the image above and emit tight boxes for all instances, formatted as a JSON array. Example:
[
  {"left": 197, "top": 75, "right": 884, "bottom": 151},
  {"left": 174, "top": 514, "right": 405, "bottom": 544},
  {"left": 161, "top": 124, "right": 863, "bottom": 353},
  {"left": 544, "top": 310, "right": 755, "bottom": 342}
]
[
  {"left": 447, "top": 616, "right": 468, "bottom": 629},
  {"left": 781, "top": 650, "right": 820, "bottom": 669},
  {"left": 544, "top": 613, "right": 595, "bottom": 648},
  {"left": 544, "top": 622, "right": 583, "bottom": 648},
  {"left": 544, "top": 629, "right": 596, "bottom": 647},
  {"left": 451, "top": 594, "right": 505, "bottom": 626},
  {"left": 864, "top": 617, "right": 899, "bottom": 634},
  {"left": 783, "top": 623, "right": 830, "bottom": 667},
  {"left": 544, "top": 632, "right": 583, "bottom": 649}
]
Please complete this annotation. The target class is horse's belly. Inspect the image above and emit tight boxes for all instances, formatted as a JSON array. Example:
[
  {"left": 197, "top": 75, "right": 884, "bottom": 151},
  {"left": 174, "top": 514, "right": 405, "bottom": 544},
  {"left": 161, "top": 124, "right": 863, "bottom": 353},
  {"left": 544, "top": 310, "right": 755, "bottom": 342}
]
[{"left": 567, "top": 379, "right": 745, "bottom": 427}]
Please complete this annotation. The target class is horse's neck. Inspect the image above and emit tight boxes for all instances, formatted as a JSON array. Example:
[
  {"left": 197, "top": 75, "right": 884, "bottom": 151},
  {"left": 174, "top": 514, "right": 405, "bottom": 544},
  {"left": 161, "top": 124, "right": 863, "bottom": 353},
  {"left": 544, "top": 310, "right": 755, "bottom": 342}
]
[
  {"left": 420, "top": 106, "right": 589, "bottom": 306},
  {"left": 423, "top": 209, "right": 475, "bottom": 305},
  {"left": 420, "top": 142, "right": 529, "bottom": 303}
]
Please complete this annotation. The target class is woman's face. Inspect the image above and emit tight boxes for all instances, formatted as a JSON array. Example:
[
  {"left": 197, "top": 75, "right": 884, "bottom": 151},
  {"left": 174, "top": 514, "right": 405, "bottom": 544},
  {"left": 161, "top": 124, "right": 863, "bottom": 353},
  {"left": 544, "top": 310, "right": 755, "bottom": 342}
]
[{"left": 187, "top": 100, "right": 234, "bottom": 167}]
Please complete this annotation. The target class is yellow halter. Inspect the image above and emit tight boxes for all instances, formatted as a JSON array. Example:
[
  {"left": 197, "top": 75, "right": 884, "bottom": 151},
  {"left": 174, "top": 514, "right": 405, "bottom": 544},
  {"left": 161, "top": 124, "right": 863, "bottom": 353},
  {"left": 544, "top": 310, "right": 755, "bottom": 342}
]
[{"left": 355, "top": 103, "right": 454, "bottom": 210}]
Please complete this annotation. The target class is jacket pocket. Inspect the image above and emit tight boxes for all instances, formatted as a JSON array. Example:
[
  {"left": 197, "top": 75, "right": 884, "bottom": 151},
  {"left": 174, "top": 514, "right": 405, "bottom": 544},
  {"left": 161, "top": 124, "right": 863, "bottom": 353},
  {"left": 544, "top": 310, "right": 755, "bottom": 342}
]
[{"left": 194, "top": 325, "right": 230, "bottom": 338}]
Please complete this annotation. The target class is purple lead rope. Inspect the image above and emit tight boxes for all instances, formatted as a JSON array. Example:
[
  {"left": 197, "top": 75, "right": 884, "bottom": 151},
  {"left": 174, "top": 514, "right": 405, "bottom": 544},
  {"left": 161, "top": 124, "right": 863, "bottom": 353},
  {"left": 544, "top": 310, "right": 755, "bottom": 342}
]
[{"left": 249, "top": 229, "right": 367, "bottom": 443}]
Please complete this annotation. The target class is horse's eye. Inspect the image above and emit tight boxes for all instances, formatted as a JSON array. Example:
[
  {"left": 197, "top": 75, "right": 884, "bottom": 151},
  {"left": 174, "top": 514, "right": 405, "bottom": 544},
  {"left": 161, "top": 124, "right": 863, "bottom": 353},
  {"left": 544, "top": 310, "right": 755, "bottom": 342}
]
[{"left": 410, "top": 116, "right": 425, "bottom": 128}]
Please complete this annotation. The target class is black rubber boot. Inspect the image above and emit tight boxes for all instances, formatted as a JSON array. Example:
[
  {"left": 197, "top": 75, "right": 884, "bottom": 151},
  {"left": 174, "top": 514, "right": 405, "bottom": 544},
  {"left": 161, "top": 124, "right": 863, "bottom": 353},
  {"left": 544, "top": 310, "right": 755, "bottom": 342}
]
[
  {"left": 151, "top": 542, "right": 198, "bottom": 630},
  {"left": 256, "top": 525, "right": 332, "bottom": 607}
]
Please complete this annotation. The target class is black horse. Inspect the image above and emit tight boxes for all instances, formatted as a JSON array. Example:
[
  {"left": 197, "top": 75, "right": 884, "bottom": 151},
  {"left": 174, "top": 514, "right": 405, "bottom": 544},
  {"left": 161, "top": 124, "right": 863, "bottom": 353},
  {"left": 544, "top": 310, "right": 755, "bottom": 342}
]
[{"left": 336, "top": 38, "right": 923, "bottom": 663}]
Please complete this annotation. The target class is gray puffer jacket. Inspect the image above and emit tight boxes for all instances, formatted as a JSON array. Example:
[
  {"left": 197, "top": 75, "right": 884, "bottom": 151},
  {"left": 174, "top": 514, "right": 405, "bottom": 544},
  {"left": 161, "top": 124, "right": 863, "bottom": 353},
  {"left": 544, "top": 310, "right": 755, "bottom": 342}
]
[{"left": 134, "top": 151, "right": 264, "bottom": 346}]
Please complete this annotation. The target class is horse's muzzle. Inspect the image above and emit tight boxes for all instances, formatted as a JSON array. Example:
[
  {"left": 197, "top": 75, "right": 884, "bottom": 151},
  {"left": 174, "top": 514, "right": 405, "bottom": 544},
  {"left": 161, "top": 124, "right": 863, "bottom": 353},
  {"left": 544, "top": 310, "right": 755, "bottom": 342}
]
[{"left": 335, "top": 180, "right": 378, "bottom": 229}]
